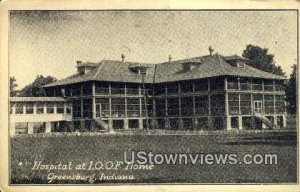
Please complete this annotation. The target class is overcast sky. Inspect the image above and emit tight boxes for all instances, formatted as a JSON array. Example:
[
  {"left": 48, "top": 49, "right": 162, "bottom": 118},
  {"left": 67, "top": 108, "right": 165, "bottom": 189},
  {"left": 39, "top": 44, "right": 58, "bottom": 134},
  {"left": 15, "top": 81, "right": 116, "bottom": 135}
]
[{"left": 10, "top": 10, "right": 297, "bottom": 89}]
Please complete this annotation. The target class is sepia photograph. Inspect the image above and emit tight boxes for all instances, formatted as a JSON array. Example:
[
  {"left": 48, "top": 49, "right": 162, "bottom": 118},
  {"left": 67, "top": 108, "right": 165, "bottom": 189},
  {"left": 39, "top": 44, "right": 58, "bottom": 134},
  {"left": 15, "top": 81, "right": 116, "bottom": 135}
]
[{"left": 4, "top": 7, "right": 298, "bottom": 188}]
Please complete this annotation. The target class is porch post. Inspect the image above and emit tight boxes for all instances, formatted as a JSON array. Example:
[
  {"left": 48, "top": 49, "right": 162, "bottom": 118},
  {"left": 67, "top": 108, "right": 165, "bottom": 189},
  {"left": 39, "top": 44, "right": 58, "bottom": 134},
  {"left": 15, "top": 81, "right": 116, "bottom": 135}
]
[
  {"left": 45, "top": 122, "right": 51, "bottom": 133},
  {"left": 10, "top": 122, "right": 16, "bottom": 136},
  {"left": 224, "top": 77, "right": 231, "bottom": 130},
  {"left": 28, "top": 122, "right": 34, "bottom": 134},
  {"left": 92, "top": 82, "right": 96, "bottom": 119}
]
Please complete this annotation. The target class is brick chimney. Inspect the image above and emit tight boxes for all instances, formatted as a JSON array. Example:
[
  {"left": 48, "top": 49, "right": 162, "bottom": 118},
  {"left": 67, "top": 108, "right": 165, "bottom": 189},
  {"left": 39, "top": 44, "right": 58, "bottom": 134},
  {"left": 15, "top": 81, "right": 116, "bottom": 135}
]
[
  {"left": 168, "top": 55, "right": 172, "bottom": 62},
  {"left": 121, "top": 54, "right": 125, "bottom": 62},
  {"left": 77, "top": 60, "right": 82, "bottom": 65}
]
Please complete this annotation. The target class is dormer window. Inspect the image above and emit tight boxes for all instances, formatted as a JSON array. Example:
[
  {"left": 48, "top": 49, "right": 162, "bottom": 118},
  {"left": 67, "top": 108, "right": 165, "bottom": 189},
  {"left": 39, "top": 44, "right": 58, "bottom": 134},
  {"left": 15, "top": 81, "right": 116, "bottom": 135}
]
[
  {"left": 182, "top": 62, "right": 202, "bottom": 71},
  {"left": 129, "top": 64, "right": 149, "bottom": 76},
  {"left": 224, "top": 55, "right": 248, "bottom": 68},
  {"left": 181, "top": 58, "right": 202, "bottom": 71},
  {"left": 76, "top": 60, "right": 98, "bottom": 74}
]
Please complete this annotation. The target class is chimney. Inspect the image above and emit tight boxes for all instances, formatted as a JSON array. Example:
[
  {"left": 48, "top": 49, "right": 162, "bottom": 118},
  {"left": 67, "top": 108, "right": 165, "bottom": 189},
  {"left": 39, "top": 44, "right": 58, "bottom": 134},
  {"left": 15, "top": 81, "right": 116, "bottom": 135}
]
[
  {"left": 208, "top": 46, "right": 214, "bottom": 56},
  {"left": 168, "top": 55, "right": 172, "bottom": 62},
  {"left": 121, "top": 54, "right": 125, "bottom": 62},
  {"left": 77, "top": 60, "right": 82, "bottom": 65}
]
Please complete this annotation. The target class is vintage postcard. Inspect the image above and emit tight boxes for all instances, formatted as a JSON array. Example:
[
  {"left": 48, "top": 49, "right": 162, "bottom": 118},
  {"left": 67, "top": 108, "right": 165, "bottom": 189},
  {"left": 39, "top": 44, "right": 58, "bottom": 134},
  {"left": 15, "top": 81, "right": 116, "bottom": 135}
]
[{"left": 0, "top": 0, "right": 299, "bottom": 192}]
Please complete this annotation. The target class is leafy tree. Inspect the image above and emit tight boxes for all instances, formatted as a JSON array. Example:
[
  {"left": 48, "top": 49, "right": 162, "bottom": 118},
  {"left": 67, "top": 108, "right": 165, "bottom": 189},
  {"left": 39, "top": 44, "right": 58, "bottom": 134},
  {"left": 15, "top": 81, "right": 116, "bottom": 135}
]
[
  {"left": 19, "top": 75, "right": 57, "bottom": 97},
  {"left": 286, "top": 64, "right": 296, "bottom": 114},
  {"left": 242, "top": 44, "right": 285, "bottom": 76},
  {"left": 10, "top": 76, "right": 18, "bottom": 97}
]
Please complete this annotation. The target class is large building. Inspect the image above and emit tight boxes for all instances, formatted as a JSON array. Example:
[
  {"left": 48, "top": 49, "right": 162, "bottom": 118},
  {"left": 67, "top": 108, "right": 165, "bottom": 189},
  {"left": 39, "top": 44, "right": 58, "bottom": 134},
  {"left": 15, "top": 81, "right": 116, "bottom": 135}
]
[{"left": 10, "top": 51, "right": 287, "bottom": 135}]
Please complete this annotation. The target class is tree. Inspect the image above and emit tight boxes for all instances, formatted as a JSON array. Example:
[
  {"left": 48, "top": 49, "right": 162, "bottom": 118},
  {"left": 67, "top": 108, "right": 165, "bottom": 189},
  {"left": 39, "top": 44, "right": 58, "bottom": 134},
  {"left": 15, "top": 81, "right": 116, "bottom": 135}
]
[
  {"left": 242, "top": 44, "right": 285, "bottom": 76},
  {"left": 19, "top": 75, "right": 57, "bottom": 97},
  {"left": 10, "top": 76, "right": 18, "bottom": 97},
  {"left": 286, "top": 64, "right": 296, "bottom": 114}
]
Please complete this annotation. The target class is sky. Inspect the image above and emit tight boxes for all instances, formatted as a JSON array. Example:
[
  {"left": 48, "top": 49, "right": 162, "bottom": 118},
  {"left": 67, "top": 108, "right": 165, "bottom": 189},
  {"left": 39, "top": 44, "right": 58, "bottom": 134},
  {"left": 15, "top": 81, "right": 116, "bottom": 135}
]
[{"left": 10, "top": 10, "right": 297, "bottom": 89}]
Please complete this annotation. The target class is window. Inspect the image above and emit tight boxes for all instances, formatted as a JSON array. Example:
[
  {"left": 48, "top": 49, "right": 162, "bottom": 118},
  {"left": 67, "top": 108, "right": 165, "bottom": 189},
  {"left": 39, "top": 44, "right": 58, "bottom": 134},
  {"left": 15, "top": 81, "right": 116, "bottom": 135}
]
[
  {"left": 275, "top": 95, "right": 285, "bottom": 113},
  {"left": 95, "top": 98, "right": 109, "bottom": 118},
  {"left": 111, "top": 98, "right": 125, "bottom": 117},
  {"left": 141, "top": 98, "right": 152, "bottom": 116},
  {"left": 46, "top": 103, "right": 54, "bottom": 114},
  {"left": 240, "top": 78, "right": 251, "bottom": 90},
  {"left": 15, "top": 122, "right": 28, "bottom": 134},
  {"left": 71, "top": 85, "right": 81, "bottom": 96},
  {"left": 210, "top": 78, "right": 224, "bottom": 91},
  {"left": 82, "top": 83, "right": 92, "bottom": 95},
  {"left": 252, "top": 79, "right": 263, "bottom": 91},
  {"left": 194, "top": 79, "right": 208, "bottom": 92},
  {"left": 155, "top": 98, "right": 166, "bottom": 117},
  {"left": 83, "top": 99, "right": 92, "bottom": 118},
  {"left": 129, "top": 119, "right": 139, "bottom": 129},
  {"left": 25, "top": 103, "right": 34, "bottom": 114},
  {"left": 166, "top": 83, "right": 178, "bottom": 94},
  {"left": 126, "top": 84, "right": 139, "bottom": 95},
  {"left": 127, "top": 98, "right": 140, "bottom": 117},
  {"left": 254, "top": 101, "right": 263, "bottom": 113},
  {"left": 195, "top": 96, "right": 209, "bottom": 115},
  {"left": 65, "top": 87, "right": 71, "bottom": 96},
  {"left": 66, "top": 105, "right": 72, "bottom": 114},
  {"left": 111, "top": 83, "right": 125, "bottom": 95},
  {"left": 227, "top": 77, "right": 239, "bottom": 90},
  {"left": 73, "top": 100, "right": 81, "bottom": 118},
  {"left": 264, "top": 95, "right": 274, "bottom": 114},
  {"left": 57, "top": 103, "right": 64, "bottom": 114},
  {"left": 167, "top": 98, "right": 179, "bottom": 117},
  {"left": 275, "top": 81, "right": 284, "bottom": 91},
  {"left": 228, "top": 94, "right": 239, "bottom": 115},
  {"left": 36, "top": 103, "right": 44, "bottom": 114},
  {"left": 231, "top": 117, "right": 239, "bottom": 128},
  {"left": 211, "top": 94, "right": 225, "bottom": 115},
  {"left": 95, "top": 82, "right": 109, "bottom": 95},
  {"left": 10, "top": 104, "right": 14, "bottom": 114},
  {"left": 182, "top": 118, "right": 193, "bottom": 130},
  {"left": 240, "top": 94, "right": 251, "bottom": 115},
  {"left": 15, "top": 103, "right": 24, "bottom": 114},
  {"left": 113, "top": 120, "right": 124, "bottom": 129},
  {"left": 154, "top": 84, "right": 165, "bottom": 95},
  {"left": 180, "top": 81, "right": 193, "bottom": 93},
  {"left": 264, "top": 80, "right": 274, "bottom": 91},
  {"left": 181, "top": 97, "right": 193, "bottom": 116}
]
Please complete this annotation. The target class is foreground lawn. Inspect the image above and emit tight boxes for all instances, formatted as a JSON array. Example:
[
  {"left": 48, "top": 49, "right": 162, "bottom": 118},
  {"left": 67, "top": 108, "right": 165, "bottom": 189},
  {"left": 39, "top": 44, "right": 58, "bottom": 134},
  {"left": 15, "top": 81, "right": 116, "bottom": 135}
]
[{"left": 10, "top": 131, "right": 297, "bottom": 184}]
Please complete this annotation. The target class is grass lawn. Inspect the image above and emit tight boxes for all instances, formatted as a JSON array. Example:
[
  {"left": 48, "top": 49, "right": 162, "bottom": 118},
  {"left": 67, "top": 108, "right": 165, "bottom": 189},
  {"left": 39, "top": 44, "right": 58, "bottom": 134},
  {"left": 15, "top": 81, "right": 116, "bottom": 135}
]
[{"left": 10, "top": 131, "right": 297, "bottom": 184}]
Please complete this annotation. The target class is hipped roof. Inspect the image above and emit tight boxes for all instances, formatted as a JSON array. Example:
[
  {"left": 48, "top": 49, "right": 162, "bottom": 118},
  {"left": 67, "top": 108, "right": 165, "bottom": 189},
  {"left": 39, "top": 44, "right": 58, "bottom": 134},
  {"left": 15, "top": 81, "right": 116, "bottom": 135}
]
[{"left": 45, "top": 54, "right": 285, "bottom": 87}]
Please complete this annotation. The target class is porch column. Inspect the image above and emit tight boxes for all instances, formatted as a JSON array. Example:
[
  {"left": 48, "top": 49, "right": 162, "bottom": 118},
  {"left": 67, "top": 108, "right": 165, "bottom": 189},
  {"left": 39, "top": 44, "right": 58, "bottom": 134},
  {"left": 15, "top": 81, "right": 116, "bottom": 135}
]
[
  {"left": 28, "top": 122, "right": 34, "bottom": 134},
  {"left": 10, "top": 122, "right": 16, "bottom": 136},
  {"left": 238, "top": 116, "right": 243, "bottom": 130},
  {"left": 283, "top": 115, "right": 287, "bottom": 128},
  {"left": 45, "top": 122, "right": 51, "bottom": 133},
  {"left": 138, "top": 118, "right": 143, "bottom": 129},
  {"left": 226, "top": 116, "right": 231, "bottom": 130},
  {"left": 92, "top": 82, "right": 96, "bottom": 119},
  {"left": 224, "top": 77, "right": 230, "bottom": 130},
  {"left": 178, "top": 82, "right": 183, "bottom": 129},
  {"left": 238, "top": 94, "right": 243, "bottom": 130},
  {"left": 124, "top": 119, "right": 129, "bottom": 130},
  {"left": 273, "top": 115, "right": 278, "bottom": 128},
  {"left": 108, "top": 119, "right": 113, "bottom": 131}
]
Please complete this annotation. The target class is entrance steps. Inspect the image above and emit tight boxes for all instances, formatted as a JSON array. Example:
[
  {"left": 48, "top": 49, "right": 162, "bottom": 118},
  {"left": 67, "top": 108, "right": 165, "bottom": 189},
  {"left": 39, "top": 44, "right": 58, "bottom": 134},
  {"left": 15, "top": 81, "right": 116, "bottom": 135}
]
[
  {"left": 94, "top": 119, "right": 116, "bottom": 133},
  {"left": 254, "top": 112, "right": 279, "bottom": 130}
]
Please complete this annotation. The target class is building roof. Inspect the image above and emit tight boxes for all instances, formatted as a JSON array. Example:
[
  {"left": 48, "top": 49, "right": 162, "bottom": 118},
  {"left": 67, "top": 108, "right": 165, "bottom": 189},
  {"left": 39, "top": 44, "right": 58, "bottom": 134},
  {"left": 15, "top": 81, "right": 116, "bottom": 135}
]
[
  {"left": 10, "top": 97, "right": 67, "bottom": 102},
  {"left": 224, "top": 55, "right": 249, "bottom": 61},
  {"left": 154, "top": 54, "right": 285, "bottom": 83},
  {"left": 45, "top": 54, "right": 285, "bottom": 87}
]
